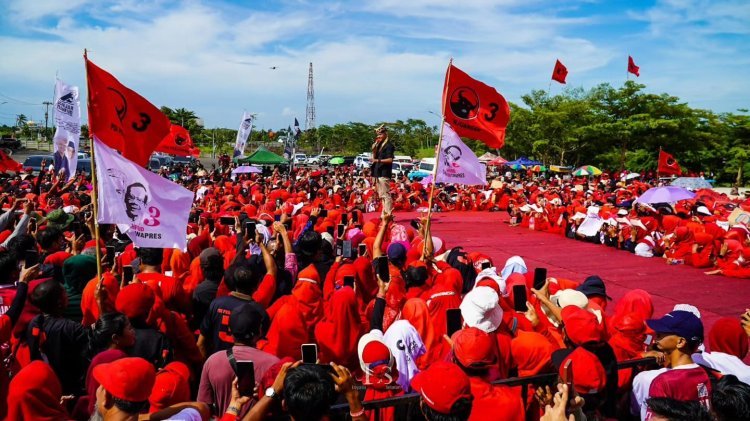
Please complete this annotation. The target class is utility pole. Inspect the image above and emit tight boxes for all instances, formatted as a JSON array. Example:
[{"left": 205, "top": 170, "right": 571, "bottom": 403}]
[{"left": 42, "top": 101, "right": 53, "bottom": 141}]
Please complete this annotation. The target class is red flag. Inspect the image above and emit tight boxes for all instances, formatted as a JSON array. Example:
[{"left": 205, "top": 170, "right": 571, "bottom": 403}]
[
  {"left": 0, "top": 149, "right": 22, "bottom": 173},
  {"left": 442, "top": 64, "right": 510, "bottom": 149},
  {"left": 552, "top": 59, "right": 568, "bottom": 84},
  {"left": 658, "top": 150, "right": 681, "bottom": 176},
  {"left": 86, "top": 59, "right": 170, "bottom": 167},
  {"left": 628, "top": 56, "right": 640, "bottom": 77},
  {"left": 155, "top": 124, "right": 198, "bottom": 157}
]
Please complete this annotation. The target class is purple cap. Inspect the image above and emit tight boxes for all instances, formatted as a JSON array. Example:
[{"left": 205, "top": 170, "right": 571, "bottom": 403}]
[{"left": 387, "top": 243, "right": 407, "bottom": 262}]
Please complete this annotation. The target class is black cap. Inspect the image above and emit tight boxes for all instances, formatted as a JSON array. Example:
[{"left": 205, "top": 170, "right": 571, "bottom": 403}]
[
  {"left": 229, "top": 303, "right": 264, "bottom": 343},
  {"left": 576, "top": 275, "right": 612, "bottom": 300}
]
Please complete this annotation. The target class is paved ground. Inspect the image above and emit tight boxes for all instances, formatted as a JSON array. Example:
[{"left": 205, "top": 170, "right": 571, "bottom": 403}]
[{"left": 390, "top": 210, "right": 750, "bottom": 337}]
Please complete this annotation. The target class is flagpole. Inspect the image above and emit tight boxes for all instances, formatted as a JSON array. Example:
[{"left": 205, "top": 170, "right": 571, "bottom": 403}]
[
  {"left": 423, "top": 58, "right": 453, "bottom": 251},
  {"left": 84, "top": 49, "right": 104, "bottom": 289}
]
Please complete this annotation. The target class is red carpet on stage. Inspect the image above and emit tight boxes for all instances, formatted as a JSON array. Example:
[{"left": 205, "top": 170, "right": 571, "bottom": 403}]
[{"left": 388, "top": 211, "right": 750, "bottom": 344}]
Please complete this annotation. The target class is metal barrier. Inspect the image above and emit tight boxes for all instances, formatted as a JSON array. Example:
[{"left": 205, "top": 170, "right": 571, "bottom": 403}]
[{"left": 330, "top": 357, "right": 657, "bottom": 420}]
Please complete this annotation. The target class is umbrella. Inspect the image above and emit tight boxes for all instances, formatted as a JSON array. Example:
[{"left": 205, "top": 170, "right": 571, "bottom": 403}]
[
  {"left": 487, "top": 156, "right": 507, "bottom": 166},
  {"left": 624, "top": 173, "right": 641, "bottom": 180},
  {"left": 573, "top": 165, "right": 602, "bottom": 176},
  {"left": 670, "top": 177, "right": 712, "bottom": 191},
  {"left": 530, "top": 165, "right": 547, "bottom": 172},
  {"left": 419, "top": 174, "right": 433, "bottom": 186},
  {"left": 329, "top": 157, "right": 344, "bottom": 165},
  {"left": 232, "top": 165, "right": 262, "bottom": 174},
  {"left": 506, "top": 164, "right": 525, "bottom": 171},
  {"left": 636, "top": 186, "right": 696, "bottom": 204}
]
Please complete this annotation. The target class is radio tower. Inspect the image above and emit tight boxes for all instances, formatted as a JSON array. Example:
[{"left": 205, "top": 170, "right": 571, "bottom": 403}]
[{"left": 305, "top": 62, "right": 317, "bottom": 149}]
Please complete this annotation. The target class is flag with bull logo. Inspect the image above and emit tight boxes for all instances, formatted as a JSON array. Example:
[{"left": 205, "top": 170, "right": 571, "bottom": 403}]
[
  {"left": 435, "top": 122, "right": 487, "bottom": 186},
  {"left": 86, "top": 58, "right": 171, "bottom": 167},
  {"left": 52, "top": 78, "right": 81, "bottom": 180},
  {"left": 94, "top": 137, "right": 194, "bottom": 250},
  {"left": 442, "top": 64, "right": 510, "bottom": 149},
  {"left": 156, "top": 124, "right": 200, "bottom": 157}
]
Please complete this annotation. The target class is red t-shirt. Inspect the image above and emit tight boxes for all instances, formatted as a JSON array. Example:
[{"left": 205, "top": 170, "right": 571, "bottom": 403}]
[{"left": 646, "top": 364, "right": 712, "bottom": 419}]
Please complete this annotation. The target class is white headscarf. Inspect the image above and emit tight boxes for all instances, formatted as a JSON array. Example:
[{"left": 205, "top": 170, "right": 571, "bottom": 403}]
[
  {"left": 475, "top": 268, "right": 507, "bottom": 296},
  {"left": 383, "top": 320, "right": 425, "bottom": 392},
  {"left": 500, "top": 255, "right": 527, "bottom": 282}
]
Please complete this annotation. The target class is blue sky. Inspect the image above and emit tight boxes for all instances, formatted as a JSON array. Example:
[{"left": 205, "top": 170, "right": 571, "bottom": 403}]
[{"left": 0, "top": 0, "right": 748, "bottom": 131}]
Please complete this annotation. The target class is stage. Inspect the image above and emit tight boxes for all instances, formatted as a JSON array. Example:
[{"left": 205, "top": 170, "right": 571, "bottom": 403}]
[{"left": 391, "top": 211, "right": 749, "bottom": 339}]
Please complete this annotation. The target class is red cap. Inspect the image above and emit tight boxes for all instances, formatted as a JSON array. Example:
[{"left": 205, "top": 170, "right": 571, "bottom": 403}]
[
  {"left": 559, "top": 348, "right": 606, "bottom": 395},
  {"left": 451, "top": 327, "right": 497, "bottom": 367},
  {"left": 149, "top": 362, "right": 191, "bottom": 412},
  {"left": 561, "top": 306, "right": 603, "bottom": 345},
  {"left": 115, "top": 283, "right": 155, "bottom": 321},
  {"left": 93, "top": 357, "right": 156, "bottom": 402},
  {"left": 411, "top": 361, "right": 472, "bottom": 414}
]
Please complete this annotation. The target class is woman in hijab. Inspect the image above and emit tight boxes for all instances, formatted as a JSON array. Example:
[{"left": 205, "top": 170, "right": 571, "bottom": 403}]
[
  {"left": 693, "top": 317, "right": 750, "bottom": 384},
  {"left": 314, "top": 286, "right": 363, "bottom": 369},
  {"left": 610, "top": 289, "right": 653, "bottom": 328},
  {"left": 401, "top": 298, "right": 445, "bottom": 369},
  {"left": 500, "top": 255, "right": 528, "bottom": 282},
  {"left": 61, "top": 254, "right": 98, "bottom": 322},
  {"left": 511, "top": 330, "right": 557, "bottom": 416},
  {"left": 426, "top": 265, "right": 463, "bottom": 341},
  {"left": 607, "top": 312, "right": 650, "bottom": 390},
  {"left": 383, "top": 319, "right": 426, "bottom": 392},
  {"left": 7, "top": 361, "right": 70, "bottom": 420},
  {"left": 357, "top": 330, "right": 403, "bottom": 421}
]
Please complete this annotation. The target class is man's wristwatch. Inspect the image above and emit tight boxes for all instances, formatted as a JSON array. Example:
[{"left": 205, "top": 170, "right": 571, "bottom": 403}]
[{"left": 265, "top": 387, "right": 280, "bottom": 400}]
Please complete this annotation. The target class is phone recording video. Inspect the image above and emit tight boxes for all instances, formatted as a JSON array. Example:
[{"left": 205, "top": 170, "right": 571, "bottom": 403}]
[
  {"left": 343, "top": 275, "right": 355, "bottom": 289},
  {"left": 23, "top": 249, "right": 39, "bottom": 269},
  {"left": 481, "top": 261, "right": 492, "bottom": 270},
  {"left": 219, "top": 216, "right": 235, "bottom": 226},
  {"left": 105, "top": 246, "right": 115, "bottom": 267},
  {"left": 245, "top": 221, "right": 256, "bottom": 236},
  {"left": 446, "top": 308, "right": 462, "bottom": 337},
  {"left": 358, "top": 243, "right": 367, "bottom": 257},
  {"left": 376, "top": 256, "right": 390, "bottom": 282},
  {"left": 342, "top": 240, "right": 353, "bottom": 259},
  {"left": 337, "top": 224, "right": 345, "bottom": 238},
  {"left": 512, "top": 285, "right": 528, "bottom": 312},
  {"left": 533, "top": 267, "right": 548, "bottom": 291},
  {"left": 341, "top": 213, "right": 348, "bottom": 225},
  {"left": 235, "top": 360, "right": 256, "bottom": 397},
  {"left": 301, "top": 343, "right": 318, "bottom": 364},
  {"left": 122, "top": 265, "right": 134, "bottom": 284}
]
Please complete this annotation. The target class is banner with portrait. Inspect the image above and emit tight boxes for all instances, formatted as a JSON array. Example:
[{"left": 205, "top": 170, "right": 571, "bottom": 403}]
[
  {"left": 94, "top": 137, "right": 194, "bottom": 250},
  {"left": 53, "top": 78, "right": 81, "bottom": 180}
]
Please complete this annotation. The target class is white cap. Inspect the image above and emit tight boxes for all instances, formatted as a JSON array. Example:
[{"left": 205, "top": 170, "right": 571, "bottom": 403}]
[
  {"left": 696, "top": 206, "right": 711, "bottom": 216},
  {"left": 617, "top": 209, "right": 629, "bottom": 216}
]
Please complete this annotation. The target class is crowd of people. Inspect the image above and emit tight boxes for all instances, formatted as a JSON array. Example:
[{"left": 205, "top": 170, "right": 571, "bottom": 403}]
[{"left": 0, "top": 143, "right": 748, "bottom": 421}]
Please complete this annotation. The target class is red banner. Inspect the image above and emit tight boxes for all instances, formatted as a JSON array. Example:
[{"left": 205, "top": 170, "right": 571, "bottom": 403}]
[
  {"left": 156, "top": 124, "right": 200, "bottom": 157},
  {"left": 86, "top": 58, "right": 170, "bottom": 167},
  {"left": 441, "top": 64, "right": 510, "bottom": 149},
  {"left": 628, "top": 56, "right": 640, "bottom": 77},
  {"left": 658, "top": 150, "right": 682, "bottom": 176},
  {"left": 0, "top": 149, "right": 22, "bottom": 173}
]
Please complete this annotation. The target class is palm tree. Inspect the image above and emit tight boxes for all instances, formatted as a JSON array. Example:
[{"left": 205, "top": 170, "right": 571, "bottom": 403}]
[
  {"left": 172, "top": 108, "right": 197, "bottom": 127},
  {"left": 15, "top": 114, "right": 27, "bottom": 128}
]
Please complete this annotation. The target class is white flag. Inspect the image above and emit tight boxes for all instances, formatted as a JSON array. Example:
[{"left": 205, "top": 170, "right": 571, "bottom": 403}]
[
  {"left": 52, "top": 78, "right": 81, "bottom": 180},
  {"left": 233, "top": 112, "right": 254, "bottom": 157},
  {"left": 435, "top": 123, "right": 487, "bottom": 186},
  {"left": 94, "top": 137, "right": 194, "bottom": 250}
]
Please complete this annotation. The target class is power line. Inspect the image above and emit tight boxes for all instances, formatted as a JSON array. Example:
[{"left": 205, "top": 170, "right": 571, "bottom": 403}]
[{"left": 0, "top": 92, "right": 42, "bottom": 106}]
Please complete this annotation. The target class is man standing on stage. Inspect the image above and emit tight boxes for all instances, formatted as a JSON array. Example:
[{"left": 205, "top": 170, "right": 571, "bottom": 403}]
[{"left": 371, "top": 125, "right": 395, "bottom": 217}]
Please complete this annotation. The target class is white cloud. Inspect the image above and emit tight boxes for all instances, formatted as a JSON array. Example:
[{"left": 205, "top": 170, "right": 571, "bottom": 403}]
[{"left": 0, "top": 0, "right": 746, "bottom": 132}]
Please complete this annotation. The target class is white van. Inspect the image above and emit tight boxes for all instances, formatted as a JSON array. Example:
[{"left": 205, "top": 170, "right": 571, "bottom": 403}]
[
  {"left": 394, "top": 155, "right": 413, "bottom": 164},
  {"left": 418, "top": 158, "right": 436, "bottom": 173}
]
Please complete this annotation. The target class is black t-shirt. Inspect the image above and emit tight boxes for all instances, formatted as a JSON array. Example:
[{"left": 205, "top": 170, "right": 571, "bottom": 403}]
[
  {"left": 27, "top": 315, "right": 90, "bottom": 396},
  {"left": 129, "top": 327, "right": 172, "bottom": 369},
  {"left": 192, "top": 279, "right": 220, "bottom": 329},
  {"left": 199, "top": 295, "right": 270, "bottom": 355},
  {"left": 371, "top": 141, "right": 395, "bottom": 178}
]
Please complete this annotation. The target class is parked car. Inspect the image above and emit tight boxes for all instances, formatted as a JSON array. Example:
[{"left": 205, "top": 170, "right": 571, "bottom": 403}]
[
  {"left": 22, "top": 155, "right": 52, "bottom": 173},
  {"left": 0, "top": 136, "right": 22, "bottom": 150},
  {"left": 148, "top": 158, "right": 161, "bottom": 172},
  {"left": 354, "top": 156, "right": 370, "bottom": 169},
  {"left": 408, "top": 158, "right": 435, "bottom": 180},
  {"left": 76, "top": 159, "right": 92, "bottom": 175},
  {"left": 77, "top": 152, "right": 90, "bottom": 160},
  {"left": 343, "top": 156, "right": 357, "bottom": 166},
  {"left": 152, "top": 155, "right": 173, "bottom": 168},
  {"left": 294, "top": 153, "right": 308, "bottom": 164},
  {"left": 394, "top": 155, "right": 413, "bottom": 164},
  {"left": 392, "top": 162, "right": 414, "bottom": 178},
  {"left": 171, "top": 155, "right": 196, "bottom": 165}
]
